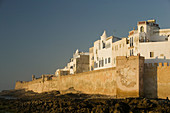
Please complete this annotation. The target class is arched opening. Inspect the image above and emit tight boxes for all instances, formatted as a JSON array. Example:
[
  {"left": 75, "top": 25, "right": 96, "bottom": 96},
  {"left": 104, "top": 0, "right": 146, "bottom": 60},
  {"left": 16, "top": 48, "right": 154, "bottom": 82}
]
[
  {"left": 140, "top": 26, "right": 144, "bottom": 32},
  {"left": 102, "top": 41, "right": 105, "bottom": 49}
]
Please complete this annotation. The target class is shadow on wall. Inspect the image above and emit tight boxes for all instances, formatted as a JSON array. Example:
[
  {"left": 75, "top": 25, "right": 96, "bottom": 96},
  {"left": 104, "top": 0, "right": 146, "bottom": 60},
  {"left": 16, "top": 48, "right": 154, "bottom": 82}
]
[
  {"left": 144, "top": 59, "right": 170, "bottom": 98},
  {"left": 143, "top": 63, "right": 158, "bottom": 98},
  {"left": 144, "top": 57, "right": 170, "bottom": 98}
]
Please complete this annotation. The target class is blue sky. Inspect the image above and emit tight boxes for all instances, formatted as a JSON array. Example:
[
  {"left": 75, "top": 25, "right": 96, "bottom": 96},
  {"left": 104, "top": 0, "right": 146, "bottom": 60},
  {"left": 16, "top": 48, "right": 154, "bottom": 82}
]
[{"left": 0, "top": 0, "right": 170, "bottom": 91}]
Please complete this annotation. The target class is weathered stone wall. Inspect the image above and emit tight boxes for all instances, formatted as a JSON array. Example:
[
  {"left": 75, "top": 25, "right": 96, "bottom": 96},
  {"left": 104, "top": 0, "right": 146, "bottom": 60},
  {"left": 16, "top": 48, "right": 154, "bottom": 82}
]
[
  {"left": 157, "top": 63, "right": 170, "bottom": 99},
  {"left": 143, "top": 63, "right": 158, "bottom": 98},
  {"left": 116, "top": 56, "right": 144, "bottom": 98},
  {"left": 143, "top": 62, "right": 170, "bottom": 99},
  {"left": 15, "top": 56, "right": 144, "bottom": 98}
]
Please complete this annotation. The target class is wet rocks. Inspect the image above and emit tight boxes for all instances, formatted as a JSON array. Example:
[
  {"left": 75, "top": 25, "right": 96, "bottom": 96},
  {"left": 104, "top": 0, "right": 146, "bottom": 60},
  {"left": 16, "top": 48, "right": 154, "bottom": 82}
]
[{"left": 0, "top": 90, "right": 170, "bottom": 113}]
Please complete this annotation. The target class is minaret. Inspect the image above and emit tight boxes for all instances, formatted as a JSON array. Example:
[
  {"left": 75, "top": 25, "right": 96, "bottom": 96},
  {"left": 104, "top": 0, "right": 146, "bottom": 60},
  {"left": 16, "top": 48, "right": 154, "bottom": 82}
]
[{"left": 100, "top": 30, "right": 107, "bottom": 41}]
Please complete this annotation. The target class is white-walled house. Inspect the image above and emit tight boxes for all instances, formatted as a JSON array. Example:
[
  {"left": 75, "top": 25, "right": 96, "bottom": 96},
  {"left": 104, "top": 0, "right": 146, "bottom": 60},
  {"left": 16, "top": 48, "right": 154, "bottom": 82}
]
[
  {"left": 128, "top": 19, "right": 170, "bottom": 64},
  {"left": 89, "top": 30, "right": 127, "bottom": 70},
  {"left": 55, "top": 49, "right": 89, "bottom": 76},
  {"left": 55, "top": 19, "right": 170, "bottom": 74},
  {"left": 89, "top": 19, "right": 170, "bottom": 71}
]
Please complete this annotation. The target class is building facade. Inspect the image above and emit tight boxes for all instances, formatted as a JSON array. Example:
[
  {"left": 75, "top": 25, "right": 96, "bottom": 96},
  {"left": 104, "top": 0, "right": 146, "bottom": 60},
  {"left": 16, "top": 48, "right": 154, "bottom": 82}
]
[
  {"left": 55, "top": 49, "right": 89, "bottom": 76},
  {"left": 89, "top": 30, "right": 122, "bottom": 70},
  {"left": 128, "top": 19, "right": 170, "bottom": 64},
  {"left": 89, "top": 19, "right": 170, "bottom": 71}
]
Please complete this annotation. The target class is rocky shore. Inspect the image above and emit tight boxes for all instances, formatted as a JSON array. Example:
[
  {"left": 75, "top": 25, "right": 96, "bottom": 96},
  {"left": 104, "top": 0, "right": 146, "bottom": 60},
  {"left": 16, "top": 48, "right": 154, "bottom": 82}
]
[{"left": 0, "top": 89, "right": 170, "bottom": 113}]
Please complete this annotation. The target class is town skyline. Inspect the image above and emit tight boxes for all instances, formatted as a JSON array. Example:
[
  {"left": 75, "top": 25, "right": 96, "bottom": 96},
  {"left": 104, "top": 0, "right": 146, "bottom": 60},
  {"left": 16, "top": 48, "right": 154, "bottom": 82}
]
[{"left": 0, "top": 0, "right": 170, "bottom": 91}]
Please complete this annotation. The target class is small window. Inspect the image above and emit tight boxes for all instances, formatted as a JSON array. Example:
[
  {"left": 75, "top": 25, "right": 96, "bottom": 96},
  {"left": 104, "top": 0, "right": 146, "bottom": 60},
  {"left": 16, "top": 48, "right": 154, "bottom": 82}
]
[
  {"left": 108, "top": 57, "right": 111, "bottom": 63},
  {"left": 94, "top": 62, "right": 98, "bottom": 68},
  {"left": 105, "top": 58, "right": 107, "bottom": 64},
  {"left": 132, "top": 37, "right": 133, "bottom": 46},
  {"left": 160, "top": 54, "right": 164, "bottom": 57},
  {"left": 114, "top": 58, "right": 116, "bottom": 64},
  {"left": 99, "top": 61, "right": 100, "bottom": 67},
  {"left": 102, "top": 41, "right": 105, "bottom": 49},
  {"left": 119, "top": 44, "right": 121, "bottom": 48},
  {"left": 132, "top": 49, "right": 133, "bottom": 55},
  {"left": 150, "top": 52, "right": 154, "bottom": 57},
  {"left": 130, "top": 50, "right": 131, "bottom": 56},
  {"left": 91, "top": 66, "right": 93, "bottom": 71}
]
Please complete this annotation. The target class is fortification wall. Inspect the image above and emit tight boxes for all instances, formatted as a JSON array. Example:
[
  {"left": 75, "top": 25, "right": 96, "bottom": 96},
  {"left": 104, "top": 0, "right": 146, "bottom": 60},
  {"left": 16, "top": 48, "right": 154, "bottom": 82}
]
[
  {"left": 143, "top": 63, "right": 170, "bottom": 99},
  {"left": 15, "top": 77, "right": 61, "bottom": 93},
  {"left": 15, "top": 56, "right": 144, "bottom": 98},
  {"left": 143, "top": 63, "right": 158, "bottom": 98},
  {"left": 157, "top": 63, "right": 170, "bottom": 99}
]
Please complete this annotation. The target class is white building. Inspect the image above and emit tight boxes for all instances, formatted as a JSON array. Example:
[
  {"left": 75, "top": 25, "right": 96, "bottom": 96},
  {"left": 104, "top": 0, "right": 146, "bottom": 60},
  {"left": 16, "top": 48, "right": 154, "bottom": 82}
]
[
  {"left": 89, "top": 19, "right": 170, "bottom": 71},
  {"left": 55, "top": 49, "right": 89, "bottom": 76},
  {"left": 128, "top": 19, "right": 170, "bottom": 64},
  {"left": 89, "top": 30, "right": 126, "bottom": 70}
]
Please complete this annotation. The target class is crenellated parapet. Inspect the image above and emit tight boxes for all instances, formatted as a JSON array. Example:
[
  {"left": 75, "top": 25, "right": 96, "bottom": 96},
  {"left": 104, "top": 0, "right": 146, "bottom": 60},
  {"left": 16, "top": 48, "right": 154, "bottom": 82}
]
[{"left": 158, "top": 62, "right": 169, "bottom": 67}]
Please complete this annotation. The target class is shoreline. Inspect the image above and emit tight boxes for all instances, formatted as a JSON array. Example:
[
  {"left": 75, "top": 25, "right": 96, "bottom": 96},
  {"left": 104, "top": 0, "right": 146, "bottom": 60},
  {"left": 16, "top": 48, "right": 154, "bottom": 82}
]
[{"left": 0, "top": 89, "right": 170, "bottom": 112}]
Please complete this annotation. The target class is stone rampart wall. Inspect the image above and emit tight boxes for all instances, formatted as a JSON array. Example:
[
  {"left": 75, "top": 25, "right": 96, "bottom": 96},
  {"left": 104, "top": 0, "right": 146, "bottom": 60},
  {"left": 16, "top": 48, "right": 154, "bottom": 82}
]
[
  {"left": 15, "top": 56, "right": 144, "bottom": 98},
  {"left": 143, "top": 63, "right": 170, "bottom": 99},
  {"left": 157, "top": 63, "right": 170, "bottom": 99}
]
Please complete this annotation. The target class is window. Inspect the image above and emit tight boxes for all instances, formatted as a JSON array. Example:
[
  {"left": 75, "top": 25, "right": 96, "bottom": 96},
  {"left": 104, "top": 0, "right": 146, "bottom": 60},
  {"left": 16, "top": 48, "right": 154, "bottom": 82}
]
[
  {"left": 114, "top": 58, "right": 116, "bottom": 64},
  {"left": 91, "top": 66, "right": 93, "bottom": 71},
  {"left": 140, "top": 26, "right": 144, "bottom": 32},
  {"left": 94, "top": 62, "right": 96, "bottom": 68},
  {"left": 132, "top": 49, "right": 133, "bottom": 55},
  {"left": 102, "top": 41, "right": 105, "bottom": 49},
  {"left": 160, "top": 54, "right": 164, "bottom": 57},
  {"left": 132, "top": 37, "right": 133, "bottom": 46},
  {"left": 105, "top": 58, "right": 107, "bottom": 64},
  {"left": 102, "top": 59, "right": 104, "bottom": 67},
  {"left": 150, "top": 52, "right": 154, "bottom": 57},
  {"left": 130, "top": 38, "right": 131, "bottom": 47},
  {"left": 119, "top": 44, "right": 121, "bottom": 48},
  {"left": 130, "top": 50, "right": 131, "bottom": 56},
  {"left": 96, "top": 49, "right": 98, "bottom": 54},
  {"left": 108, "top": 57, "right": 111, "bottom": 63}
]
